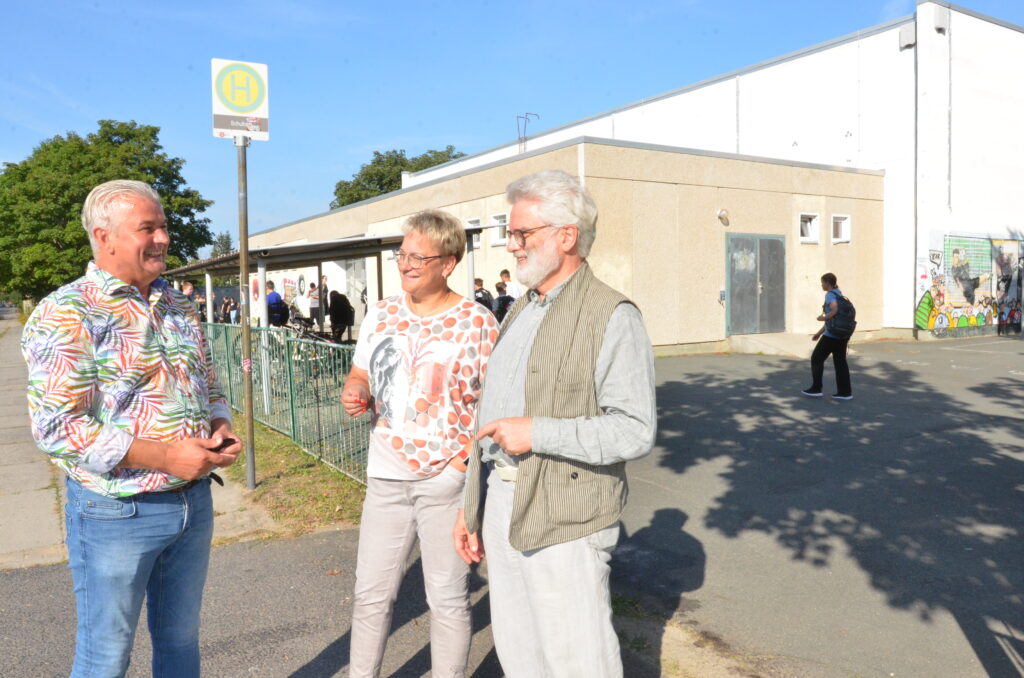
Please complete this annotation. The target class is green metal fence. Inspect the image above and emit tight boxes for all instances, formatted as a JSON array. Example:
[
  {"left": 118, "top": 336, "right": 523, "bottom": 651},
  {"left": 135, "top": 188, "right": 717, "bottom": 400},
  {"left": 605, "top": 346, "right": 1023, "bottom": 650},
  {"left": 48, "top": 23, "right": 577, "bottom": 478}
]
[{"left": 204, "top": 323, "right": 370, "bottom": 484}]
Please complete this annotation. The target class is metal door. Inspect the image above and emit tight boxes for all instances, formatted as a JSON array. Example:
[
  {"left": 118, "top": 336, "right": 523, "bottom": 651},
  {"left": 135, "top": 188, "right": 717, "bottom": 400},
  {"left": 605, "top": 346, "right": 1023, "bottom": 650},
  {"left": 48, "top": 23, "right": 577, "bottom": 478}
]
[{"left": 727, "top": 235, "right": 786, "bottom": 335}]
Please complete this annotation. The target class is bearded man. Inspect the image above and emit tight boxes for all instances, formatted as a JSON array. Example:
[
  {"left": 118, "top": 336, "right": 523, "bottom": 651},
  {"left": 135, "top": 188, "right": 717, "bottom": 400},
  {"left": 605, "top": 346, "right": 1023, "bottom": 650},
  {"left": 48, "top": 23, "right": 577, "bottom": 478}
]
[{"left": 453, "top": 169, "right": 657, "bottom": 678}]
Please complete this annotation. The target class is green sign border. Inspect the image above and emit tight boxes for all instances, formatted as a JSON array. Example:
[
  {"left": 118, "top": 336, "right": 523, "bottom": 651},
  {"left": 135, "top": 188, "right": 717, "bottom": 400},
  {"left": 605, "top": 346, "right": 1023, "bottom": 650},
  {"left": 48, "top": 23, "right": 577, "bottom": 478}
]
[{"left": 215, "top": 63, "right": 265, "bottom": 114}]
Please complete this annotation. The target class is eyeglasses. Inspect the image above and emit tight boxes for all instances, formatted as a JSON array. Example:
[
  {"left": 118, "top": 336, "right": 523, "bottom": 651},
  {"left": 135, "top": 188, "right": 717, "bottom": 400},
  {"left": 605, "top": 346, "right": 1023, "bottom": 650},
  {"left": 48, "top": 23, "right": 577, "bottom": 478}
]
[
  {"left": 508, "top": 224, "right": 564, "bottom": 248},
  {"left": 392, "top": 250, "right": 444, "bottom": 269}
]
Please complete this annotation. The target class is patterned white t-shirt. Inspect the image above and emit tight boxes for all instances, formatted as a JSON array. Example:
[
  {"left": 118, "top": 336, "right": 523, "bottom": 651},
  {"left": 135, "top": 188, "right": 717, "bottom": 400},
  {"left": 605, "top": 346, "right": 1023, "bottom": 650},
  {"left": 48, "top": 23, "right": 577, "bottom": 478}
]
[{"left": 353, "top": 295, "right": 499, "bottom": 480}]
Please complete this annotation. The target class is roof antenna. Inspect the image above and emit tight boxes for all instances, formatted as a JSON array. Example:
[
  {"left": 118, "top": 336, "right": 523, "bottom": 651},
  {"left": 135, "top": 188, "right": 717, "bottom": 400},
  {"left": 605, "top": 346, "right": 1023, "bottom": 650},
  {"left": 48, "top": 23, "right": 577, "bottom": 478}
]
[{"left": 517, "top": 113, "right": 539, "bottom": 153}]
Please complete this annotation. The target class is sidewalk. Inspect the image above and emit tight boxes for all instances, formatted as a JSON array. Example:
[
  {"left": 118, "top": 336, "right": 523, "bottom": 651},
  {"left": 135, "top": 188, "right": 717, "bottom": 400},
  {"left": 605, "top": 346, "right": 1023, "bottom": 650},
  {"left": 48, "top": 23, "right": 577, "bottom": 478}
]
[{"left": 0, "top": 312, "right": 275, "bottom": 571}]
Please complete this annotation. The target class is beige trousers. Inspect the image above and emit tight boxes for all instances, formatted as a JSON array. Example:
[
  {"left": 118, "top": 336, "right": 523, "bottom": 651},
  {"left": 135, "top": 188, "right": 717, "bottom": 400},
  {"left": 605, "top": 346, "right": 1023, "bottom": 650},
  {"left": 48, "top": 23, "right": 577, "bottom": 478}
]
[
  {"left": 482, "top": 470, "right": 623, "bottom": 678},
  {"left": 348, "top": 469, "right": 470, "bottom": 678}
]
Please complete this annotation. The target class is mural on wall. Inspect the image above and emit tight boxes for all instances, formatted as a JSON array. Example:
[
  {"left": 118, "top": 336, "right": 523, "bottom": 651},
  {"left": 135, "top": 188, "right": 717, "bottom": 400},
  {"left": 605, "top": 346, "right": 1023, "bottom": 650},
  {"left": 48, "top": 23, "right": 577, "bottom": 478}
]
[{"left": 915, "top": 235, "right": 1022, "bottom": 337}]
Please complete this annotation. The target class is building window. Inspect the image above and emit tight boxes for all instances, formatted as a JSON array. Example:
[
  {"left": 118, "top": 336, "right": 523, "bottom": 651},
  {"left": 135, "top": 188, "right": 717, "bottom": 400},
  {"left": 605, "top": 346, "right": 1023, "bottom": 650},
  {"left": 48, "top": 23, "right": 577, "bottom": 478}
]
[
  {"left": 491, "top": 213, "right": 508, "bottom": 246},
  {"left": 831, "top": 215, "right": 851, "bottom": 243},
  {"left": 466, "top": 218, "right": 481, "bottom": 249},
  {"left": 799, "top": 214, "right": 819, "bottom": 244}
]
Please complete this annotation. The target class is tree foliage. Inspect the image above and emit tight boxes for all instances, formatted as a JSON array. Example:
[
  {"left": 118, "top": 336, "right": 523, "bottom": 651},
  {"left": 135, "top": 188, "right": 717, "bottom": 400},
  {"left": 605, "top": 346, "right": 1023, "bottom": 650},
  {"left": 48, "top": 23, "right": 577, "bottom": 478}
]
[
  {"left": 0, "top": 120, "right": 213, "bottom": 300},
  {"left": 210, "top": 231, "right": 234, "bottom": 257},
  {"left": 330, "top": 145, "right": 465, "bottom": 209}
]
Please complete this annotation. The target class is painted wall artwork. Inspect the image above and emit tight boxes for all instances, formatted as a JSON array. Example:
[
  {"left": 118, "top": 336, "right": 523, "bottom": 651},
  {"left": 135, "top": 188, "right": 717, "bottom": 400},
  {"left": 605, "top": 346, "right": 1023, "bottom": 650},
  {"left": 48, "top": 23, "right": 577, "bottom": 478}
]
[{"left": 915, "top": 235, "right": 1022, "bottom": 337}]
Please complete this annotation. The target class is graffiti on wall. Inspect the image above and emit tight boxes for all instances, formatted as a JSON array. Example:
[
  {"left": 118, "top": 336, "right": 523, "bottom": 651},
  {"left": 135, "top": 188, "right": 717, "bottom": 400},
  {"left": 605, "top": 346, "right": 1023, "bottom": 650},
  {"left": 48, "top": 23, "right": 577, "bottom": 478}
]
[{"left": 915, "top": 236, "right": 1022, "bottom": 337}]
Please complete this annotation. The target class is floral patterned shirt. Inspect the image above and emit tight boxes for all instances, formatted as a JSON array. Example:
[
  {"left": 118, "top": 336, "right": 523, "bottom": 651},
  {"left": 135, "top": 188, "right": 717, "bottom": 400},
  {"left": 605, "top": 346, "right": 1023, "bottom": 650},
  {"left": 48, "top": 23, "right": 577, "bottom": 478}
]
[
  {"left": 21, "top": 262, "right": 231, "bottom": 497},
  {"left": 353, "top": 295, "right": 498, "bottom": 480}
]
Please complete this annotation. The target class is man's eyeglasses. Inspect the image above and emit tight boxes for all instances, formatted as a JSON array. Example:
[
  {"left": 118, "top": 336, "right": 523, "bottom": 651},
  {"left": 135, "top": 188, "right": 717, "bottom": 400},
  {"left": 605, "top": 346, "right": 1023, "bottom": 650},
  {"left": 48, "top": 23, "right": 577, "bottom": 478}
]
[
  {"left": 392, "top": 250, "right": 444, "bottom": 269},
  {"left": 508, "top": 224, "right": 564, "bottom": 248}
]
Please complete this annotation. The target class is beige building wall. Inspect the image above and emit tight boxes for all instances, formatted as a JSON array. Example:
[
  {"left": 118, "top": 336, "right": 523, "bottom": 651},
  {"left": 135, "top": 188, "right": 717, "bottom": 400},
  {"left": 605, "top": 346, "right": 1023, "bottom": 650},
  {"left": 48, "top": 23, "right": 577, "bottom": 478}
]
[{"left": 249, "top": 139, "right": 883, "bottom": 349}]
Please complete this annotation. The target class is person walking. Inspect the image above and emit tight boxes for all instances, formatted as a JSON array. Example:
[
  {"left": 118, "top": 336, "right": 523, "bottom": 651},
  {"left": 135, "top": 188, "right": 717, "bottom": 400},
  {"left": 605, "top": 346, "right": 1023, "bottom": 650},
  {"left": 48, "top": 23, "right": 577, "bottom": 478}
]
[
  {"left": 802, "top": 272, "right": 853, "bottom": 400},
  {"left": 341, "top": 209, "right": 499, "bottom": 678},
  {"left": 20, "top": 179, "right": 241, "bottom": 678},
  {"left": 453, "top": 170, "right": 657, "bottom": 678}
]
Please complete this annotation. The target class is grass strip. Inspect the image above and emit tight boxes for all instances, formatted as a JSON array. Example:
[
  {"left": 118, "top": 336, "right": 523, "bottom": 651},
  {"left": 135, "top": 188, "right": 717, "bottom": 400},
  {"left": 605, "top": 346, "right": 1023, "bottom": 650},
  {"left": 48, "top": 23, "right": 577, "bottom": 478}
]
[{"left": 224, "top": 420, "right": 365, "bottom": 535}]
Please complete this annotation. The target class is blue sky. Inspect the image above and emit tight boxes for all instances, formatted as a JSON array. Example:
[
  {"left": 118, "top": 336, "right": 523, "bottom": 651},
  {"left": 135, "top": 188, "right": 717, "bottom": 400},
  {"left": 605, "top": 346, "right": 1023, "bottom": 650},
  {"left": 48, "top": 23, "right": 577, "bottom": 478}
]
[{"left": 3, "top": 0, "right": 1024, "bottom": 249}]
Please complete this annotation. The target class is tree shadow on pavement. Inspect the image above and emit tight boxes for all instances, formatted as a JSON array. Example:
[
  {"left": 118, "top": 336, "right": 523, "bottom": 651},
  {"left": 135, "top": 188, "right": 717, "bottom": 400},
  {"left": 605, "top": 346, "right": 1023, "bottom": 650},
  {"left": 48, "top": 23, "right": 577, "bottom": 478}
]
[
  {"left": 612, "top": 508, "right": 706, "bottom": 675},
  {"left": 288, "top": 560, "right": 496, "bottom": 678},
  {"left": 653, "top": 355, "right": 1024, "bottom": 677}
]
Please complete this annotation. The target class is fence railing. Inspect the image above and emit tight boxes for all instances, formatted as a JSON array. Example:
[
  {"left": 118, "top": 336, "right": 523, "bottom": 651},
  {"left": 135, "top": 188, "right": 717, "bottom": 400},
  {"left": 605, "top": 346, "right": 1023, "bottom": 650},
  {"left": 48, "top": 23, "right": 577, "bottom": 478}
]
[{"left": 204, "top": 323, "right": 370, "bottom": 484}]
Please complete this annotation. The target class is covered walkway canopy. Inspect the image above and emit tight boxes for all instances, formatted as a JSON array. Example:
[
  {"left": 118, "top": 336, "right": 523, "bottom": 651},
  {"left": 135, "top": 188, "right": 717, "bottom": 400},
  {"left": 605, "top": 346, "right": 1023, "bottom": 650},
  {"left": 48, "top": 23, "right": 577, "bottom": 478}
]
[
  {"left": 165, "top": 225, "right": 496, "bottom": 323},
  {"left": 165, "top": 232, "right": 406, "bottom": 280}
]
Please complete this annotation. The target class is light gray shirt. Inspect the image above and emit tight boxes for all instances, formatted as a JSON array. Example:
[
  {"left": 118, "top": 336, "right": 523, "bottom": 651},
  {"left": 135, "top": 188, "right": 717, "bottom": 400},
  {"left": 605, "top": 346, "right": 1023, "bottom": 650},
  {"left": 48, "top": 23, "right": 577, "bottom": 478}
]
[{"left": 477, "top": 271, "right": 657, "bottom": 468}]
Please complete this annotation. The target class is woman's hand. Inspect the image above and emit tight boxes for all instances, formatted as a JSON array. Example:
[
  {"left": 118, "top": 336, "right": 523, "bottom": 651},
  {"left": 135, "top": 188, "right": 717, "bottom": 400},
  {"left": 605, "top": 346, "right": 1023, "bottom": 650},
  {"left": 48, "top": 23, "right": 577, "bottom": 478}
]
[
  {"left": 342, "top": 384, "right": 370, "bottom": 416},
  {"left": 341, "top": 366, "right": 372, "bottom": 417}
]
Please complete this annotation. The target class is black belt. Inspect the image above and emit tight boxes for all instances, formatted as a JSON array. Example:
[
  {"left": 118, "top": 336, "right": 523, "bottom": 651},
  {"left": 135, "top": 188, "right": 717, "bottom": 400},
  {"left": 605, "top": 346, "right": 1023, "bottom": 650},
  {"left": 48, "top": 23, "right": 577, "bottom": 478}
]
[{"left": 167, "top": 472, "right": 223, "bottom": 493}]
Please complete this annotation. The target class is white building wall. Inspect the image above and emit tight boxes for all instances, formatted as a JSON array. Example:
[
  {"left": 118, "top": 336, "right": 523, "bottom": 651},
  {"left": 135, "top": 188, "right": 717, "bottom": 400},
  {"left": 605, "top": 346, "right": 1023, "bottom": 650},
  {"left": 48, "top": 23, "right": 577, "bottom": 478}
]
[
  {"left": 913, "top": 3, "right": 1024, "bottom": 331},
  {"left": 403, "top": 1, "right": 1024, "bottom": 332},
  {"left": 406, "top": 19, "right": 919, "bottom": 328},
  {"left": 948, "top": 9, "right": 1024, "bottom": 226}
]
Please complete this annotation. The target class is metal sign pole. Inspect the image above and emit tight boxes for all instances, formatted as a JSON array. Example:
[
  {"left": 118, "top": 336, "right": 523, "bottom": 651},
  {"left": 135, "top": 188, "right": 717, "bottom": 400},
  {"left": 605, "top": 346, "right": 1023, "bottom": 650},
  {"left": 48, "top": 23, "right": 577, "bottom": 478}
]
[{"left": 235, "top": 135, "right": 257, "bottom": 490}]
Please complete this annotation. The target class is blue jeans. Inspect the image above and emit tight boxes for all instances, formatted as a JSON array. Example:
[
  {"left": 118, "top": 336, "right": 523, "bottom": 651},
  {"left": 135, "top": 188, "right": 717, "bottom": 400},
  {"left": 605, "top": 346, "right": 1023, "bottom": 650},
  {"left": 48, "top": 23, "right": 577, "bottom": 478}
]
[{"left": 64, "top": 477, "right": 214, "bottom": 678}]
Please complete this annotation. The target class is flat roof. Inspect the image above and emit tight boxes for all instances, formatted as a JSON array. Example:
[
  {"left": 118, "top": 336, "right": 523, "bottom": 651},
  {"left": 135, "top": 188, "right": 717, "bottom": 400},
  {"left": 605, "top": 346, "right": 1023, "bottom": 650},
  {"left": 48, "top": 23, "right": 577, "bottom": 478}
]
[{"left": 253, "top": 135, "right": 883, "bottom": 239}]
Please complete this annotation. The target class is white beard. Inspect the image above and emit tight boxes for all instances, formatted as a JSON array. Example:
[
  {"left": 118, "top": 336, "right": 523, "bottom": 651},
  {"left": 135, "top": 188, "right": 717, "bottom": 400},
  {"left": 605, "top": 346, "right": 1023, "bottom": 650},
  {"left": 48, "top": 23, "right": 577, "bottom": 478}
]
[{"left": 515, "top": 238, "right": 562, "bottom": 290}]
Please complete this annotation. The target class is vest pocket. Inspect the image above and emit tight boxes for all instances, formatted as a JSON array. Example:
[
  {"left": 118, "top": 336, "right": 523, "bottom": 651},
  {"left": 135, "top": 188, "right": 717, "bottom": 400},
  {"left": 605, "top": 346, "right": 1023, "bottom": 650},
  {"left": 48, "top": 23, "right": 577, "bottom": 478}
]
[{"left": 543, "top": 464, "right": 600, "bottom": 526}]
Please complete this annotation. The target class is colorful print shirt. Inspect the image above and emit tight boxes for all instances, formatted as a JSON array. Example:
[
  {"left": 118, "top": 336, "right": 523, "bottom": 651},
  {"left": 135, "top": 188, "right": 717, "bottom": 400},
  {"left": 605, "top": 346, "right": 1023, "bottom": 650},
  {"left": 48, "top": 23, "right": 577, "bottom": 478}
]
[
  {"left": 353, "top": 295, "right": 498, "bottom": 480},
  {"left": 21, "top": 263, "right": 231, "bottom": 497}
]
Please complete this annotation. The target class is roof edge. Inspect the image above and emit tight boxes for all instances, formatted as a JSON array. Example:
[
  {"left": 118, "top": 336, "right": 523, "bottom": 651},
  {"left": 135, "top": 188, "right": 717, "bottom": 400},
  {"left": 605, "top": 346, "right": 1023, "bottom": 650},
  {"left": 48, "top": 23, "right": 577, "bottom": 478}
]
[
  {"left": 918, "top": 0, "right": 1024, "bottom": 35},
  {"left": 405, "top": 14, "right": 914, "bottom": 182}
]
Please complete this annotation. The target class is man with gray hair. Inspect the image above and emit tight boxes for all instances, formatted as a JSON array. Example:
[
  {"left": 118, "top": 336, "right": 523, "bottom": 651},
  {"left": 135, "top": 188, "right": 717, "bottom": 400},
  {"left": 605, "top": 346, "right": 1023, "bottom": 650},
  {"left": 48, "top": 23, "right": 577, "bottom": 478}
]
[
  {"left": 453, "top": 169, "right": 657, "bottom": 677},
  {"left": 21, "top": 179, "right": 240, "bottom": 677}
]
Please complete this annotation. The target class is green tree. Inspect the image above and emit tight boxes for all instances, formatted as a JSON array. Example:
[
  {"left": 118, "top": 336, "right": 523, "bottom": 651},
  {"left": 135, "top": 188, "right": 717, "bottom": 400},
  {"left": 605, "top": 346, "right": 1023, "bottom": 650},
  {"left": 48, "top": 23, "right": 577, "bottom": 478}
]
[
  {"left": 0, "top": 119, "right": 213, "bottom": 300},
  {"left": 210, "top": 231, "right": 234, "bottom": 257},
  {"left": 207, "top": 231, "right": 237, "bottom": 285},
  {"left": 330, "top": 145, "right": 465, "bottom": 209}
]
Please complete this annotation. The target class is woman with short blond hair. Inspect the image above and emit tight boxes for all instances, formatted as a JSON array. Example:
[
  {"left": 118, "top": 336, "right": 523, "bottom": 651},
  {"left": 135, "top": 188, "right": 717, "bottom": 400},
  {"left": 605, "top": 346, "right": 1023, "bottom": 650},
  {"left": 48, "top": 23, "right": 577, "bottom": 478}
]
[{"left": 342, "top": 209, "right": 498, "bottom": 678}]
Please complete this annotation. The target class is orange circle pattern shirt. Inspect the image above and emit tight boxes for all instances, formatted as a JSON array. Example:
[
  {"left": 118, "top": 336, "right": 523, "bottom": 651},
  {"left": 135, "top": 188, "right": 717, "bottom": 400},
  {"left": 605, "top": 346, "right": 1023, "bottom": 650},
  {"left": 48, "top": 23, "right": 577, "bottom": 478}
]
[{"left": 353, "top": 295, "right": 499, "bottom": 480}]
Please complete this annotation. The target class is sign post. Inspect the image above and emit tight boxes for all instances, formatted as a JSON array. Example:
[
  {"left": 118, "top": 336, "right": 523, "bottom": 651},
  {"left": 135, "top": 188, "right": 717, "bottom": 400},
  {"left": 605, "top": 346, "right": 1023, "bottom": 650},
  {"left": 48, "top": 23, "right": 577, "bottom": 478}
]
[{"left": 213, "top": 59, "right": 269, "bottom": 490}]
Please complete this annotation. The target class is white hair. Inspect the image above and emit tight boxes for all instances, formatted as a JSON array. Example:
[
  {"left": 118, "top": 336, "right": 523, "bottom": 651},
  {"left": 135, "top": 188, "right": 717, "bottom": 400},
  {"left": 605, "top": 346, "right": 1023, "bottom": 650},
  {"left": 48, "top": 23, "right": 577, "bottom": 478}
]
[
  {"left": 81, "top": 180, "right": 163, "bottom": 256},
  {"left": 506, "top": 170, "right": 597, "bottom": 257}
]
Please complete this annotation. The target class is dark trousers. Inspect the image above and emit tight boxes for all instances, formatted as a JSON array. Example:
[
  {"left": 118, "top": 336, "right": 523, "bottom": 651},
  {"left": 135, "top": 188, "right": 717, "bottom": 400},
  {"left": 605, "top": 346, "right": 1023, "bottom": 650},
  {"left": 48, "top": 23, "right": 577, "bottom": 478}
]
[{"left": 810, "top": 335, "right": 852, "bottom": 396}]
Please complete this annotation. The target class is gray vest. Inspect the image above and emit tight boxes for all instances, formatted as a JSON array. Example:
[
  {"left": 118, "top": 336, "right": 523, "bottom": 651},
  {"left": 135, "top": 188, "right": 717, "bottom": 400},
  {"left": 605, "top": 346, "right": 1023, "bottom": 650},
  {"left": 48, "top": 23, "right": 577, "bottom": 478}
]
[{"left": 464, "top": 262, "right": 631, "bottom": 552}]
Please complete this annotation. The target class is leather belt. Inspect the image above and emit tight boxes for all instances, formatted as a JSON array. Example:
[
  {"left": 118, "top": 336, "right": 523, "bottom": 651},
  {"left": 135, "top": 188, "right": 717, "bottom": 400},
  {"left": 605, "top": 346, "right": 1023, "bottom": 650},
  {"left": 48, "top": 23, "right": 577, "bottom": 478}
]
[{"left": 167, "top": 472, "right": 223, "bottom": 493}]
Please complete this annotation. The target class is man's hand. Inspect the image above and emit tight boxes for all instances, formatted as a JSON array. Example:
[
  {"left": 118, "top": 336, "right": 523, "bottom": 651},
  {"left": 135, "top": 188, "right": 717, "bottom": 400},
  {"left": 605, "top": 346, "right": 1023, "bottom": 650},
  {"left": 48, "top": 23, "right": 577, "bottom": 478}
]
[
  {"left": 812, "top": 331, "right": 823, "bottom": 341},
  {"left": 476, "top": 417, "right": 533, "bottom": 456},
  {"left": 121, "top": 433, "right": 234, "bottom": 479},
  {"left": 453, "top": 509, "right": 484, "bottom": 564},
  {"left": 159, "top": 438, "right": 224, "bottom": 480},
  {"left": 209, "top": 419, "right": 242, "bottom": 469}
]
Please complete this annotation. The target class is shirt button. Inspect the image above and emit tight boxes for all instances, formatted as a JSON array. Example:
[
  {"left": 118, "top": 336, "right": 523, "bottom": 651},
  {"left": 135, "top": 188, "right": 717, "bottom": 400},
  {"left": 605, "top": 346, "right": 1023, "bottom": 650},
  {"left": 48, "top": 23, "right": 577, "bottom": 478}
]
[{"left": 570, "top": 472, "right": 579, "bottom": 480}]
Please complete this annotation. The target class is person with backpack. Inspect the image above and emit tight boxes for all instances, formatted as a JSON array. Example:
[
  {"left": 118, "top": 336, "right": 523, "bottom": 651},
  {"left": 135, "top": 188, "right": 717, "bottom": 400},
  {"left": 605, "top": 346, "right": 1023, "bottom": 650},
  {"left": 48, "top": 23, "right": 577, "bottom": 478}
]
[{"left": 802, "top": 272, "right": 855, "bottom": 400}]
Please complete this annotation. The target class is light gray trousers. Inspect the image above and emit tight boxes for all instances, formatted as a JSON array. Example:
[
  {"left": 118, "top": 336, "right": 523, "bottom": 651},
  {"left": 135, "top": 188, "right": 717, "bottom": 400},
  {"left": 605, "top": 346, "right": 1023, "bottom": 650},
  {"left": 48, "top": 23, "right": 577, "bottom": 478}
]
[
  {"left": 349, "top": 469, "right": 470, "bottom": 678},
  {"left": 481, "top": 471, "right": 623, "bottom": 678}
]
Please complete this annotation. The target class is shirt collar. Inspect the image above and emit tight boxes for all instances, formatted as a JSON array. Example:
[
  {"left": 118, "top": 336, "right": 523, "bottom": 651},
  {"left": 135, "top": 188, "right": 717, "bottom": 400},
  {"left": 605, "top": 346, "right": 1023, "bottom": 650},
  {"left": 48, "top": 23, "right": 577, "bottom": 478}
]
[
  {"left": 526, "top": 266, "right": 582, "bottom": 307},
  {"left": 86, "top": 261, "right": 169, "bottom": 301}
]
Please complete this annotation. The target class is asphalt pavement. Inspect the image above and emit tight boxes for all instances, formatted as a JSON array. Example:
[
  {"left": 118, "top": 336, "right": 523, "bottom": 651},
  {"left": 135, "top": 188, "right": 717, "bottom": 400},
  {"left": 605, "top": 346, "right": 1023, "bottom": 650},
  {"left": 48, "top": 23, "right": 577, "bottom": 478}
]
[{"left": 2, "top": 310, "right": 1022, "bottom": 677}]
